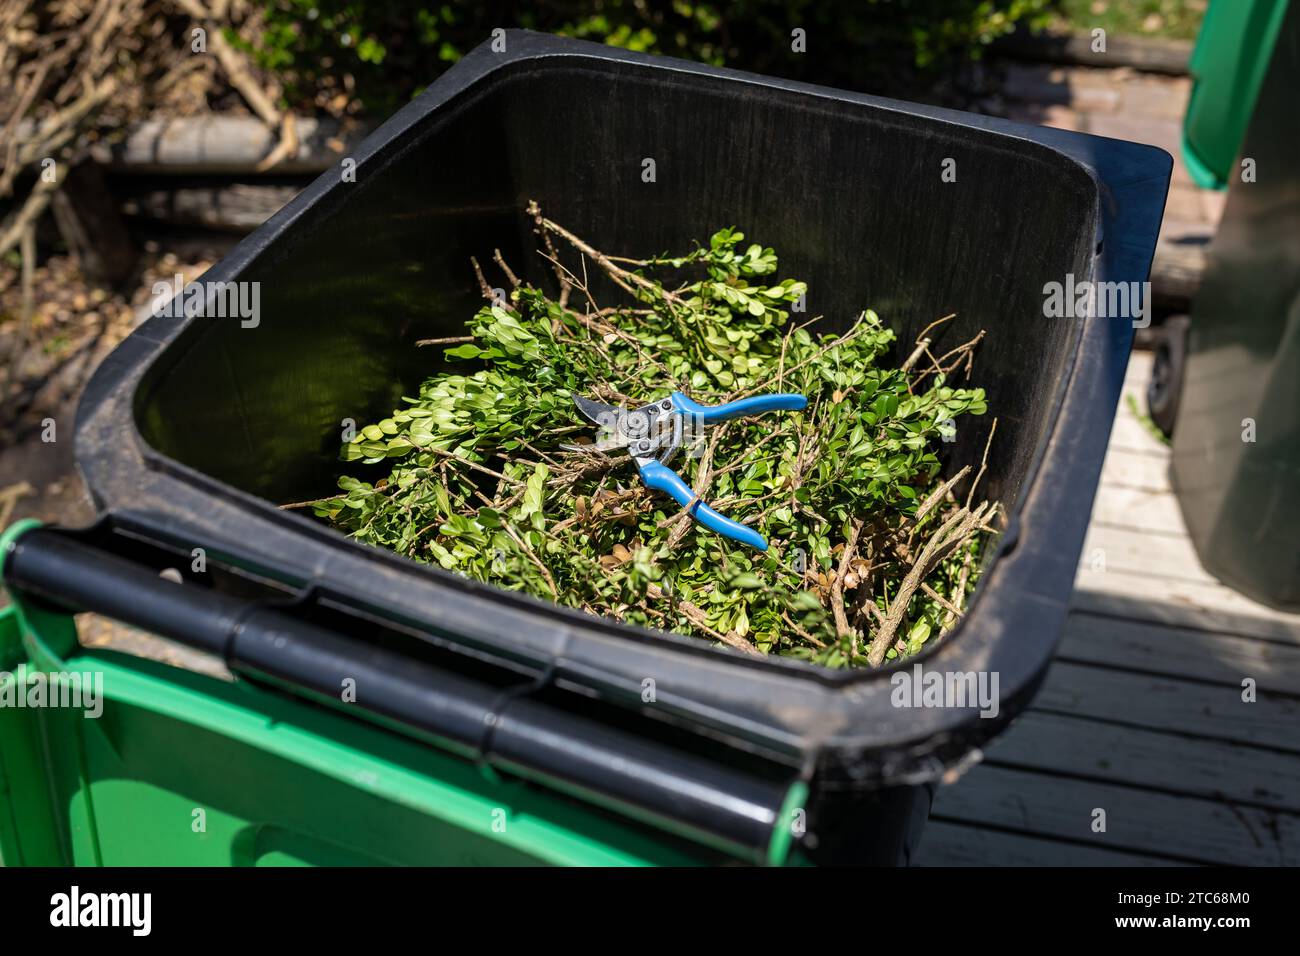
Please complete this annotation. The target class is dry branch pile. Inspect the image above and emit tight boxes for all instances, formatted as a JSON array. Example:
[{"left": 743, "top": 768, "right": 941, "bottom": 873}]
[
  {"left": 0, "top": 2, "right": 300, "bottom": 440},
  {"left": 0, "top": 1, "right": 300, "bottom": 291}
]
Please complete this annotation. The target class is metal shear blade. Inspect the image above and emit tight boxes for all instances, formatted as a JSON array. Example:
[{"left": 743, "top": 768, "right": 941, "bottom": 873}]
[{"left": 572, "top": 394, "right": 619, "bottom": 427}]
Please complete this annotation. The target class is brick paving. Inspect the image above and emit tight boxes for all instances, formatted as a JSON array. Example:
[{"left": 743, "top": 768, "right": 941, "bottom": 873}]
[{"left": 995, "top": 62, "right": 1225, "bottom": 248}]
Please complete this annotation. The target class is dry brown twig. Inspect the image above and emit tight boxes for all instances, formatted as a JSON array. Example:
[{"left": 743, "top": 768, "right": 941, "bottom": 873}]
[
  {"left": 920, "top": 581, "right": 964, "bottom": 618},
  {"left": 830, "top": 518, "right": 864, "bottom": 655},
  {"left": 0, "top": 168, "right": 63, "bottom": 259},
  {"left": 967, "top": 417, "right": 999, "bottom": 510},
  {"left": 527, "top": 199, "right": 573, "bottom": 309},
  {"left": 538, "top": 215, "right": 690, "bottom": 309},
  {"left": 0, "top": 481, "right": 35, "bottom": 528},
  {"left": 914, "top": 329, "right": 987, "bottom": 390},
  {"left": 943, "top": 549, "right": 976, "bottom": 629},
  {"left": 0, "top": 2, "right": 127, "bottom": 259},
  {"left": 415, "top": 335, "right": 474, "bottom": 347},
  {"left": 900, "top": 312, "right": 957, "bottom": 376},
  {"left": 866, "top": 500, "right": 993, "bottom": 666},
  {"left": 254, "top": 112, "right": 298, "bottom": 172},
  {"left": 0, "top": 0, "right": 298, "bottom": 291},
  {"left": 169, "top": 0, "right": 296, "bottom": 168},
  {"left": 492, "top": 248, "right": 521, "bottom": 288},
  {"left": 645, "top": 581, "right": 759, "bottom": 655},
  {"left": 909, "top": 464, "right": 971, "bottom": 542}
]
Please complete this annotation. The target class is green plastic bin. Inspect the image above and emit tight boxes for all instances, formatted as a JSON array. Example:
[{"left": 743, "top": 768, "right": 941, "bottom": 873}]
[
  {"left": 0, "top": 563, "right": 731, "bottom": 866},
  {"left": 1182, "top": 0, "right": 1290, "bottom": 190}
]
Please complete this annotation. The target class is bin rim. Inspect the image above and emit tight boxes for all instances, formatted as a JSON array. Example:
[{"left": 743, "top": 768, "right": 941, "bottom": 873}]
[{"left": 71, "top": 31, "right": 1171, "bottom": 782}]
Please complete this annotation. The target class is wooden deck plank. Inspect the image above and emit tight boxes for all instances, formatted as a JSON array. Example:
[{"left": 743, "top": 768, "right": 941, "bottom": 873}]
[
  {"left": 1080, "top": 524, "right": 1219, "bottom": 586},
  {"left": 1103, "top": 350, "right": 1170, "bottom": 470},
  {"left": 916, "top": 820, "right": 1181, "bottom": 866},
  {"left": 927, "top": 764, "right": 1300, "bottom": 866},
  {"left": 1098, "top": 446, "right": 1172, "bottom": 492},
  {"left": 1108, "top": 386, "right": 1173, "bottom": 459},
  {"left": 919, "top": 349, "right": 1300, "bottom": 866},
  {"left": 985, "top": 711, "right": 1300, "bottom": 811},
  {"left": 1086, "top": 484, "right": 1187, "bottom": 536},
  {"left": 1072, "top": 570, "right": 1300, "bottom": 640},
  {"left": 1059, "top": 612, "right": 1300, "bottom": 692},
  {"left": 1122, "top": 349, "right": 1154, "bottom": 388},
  {"left": 1035, "top": 661, "right": 1300, "bottom": 752},
  {"left": 1106, "top": 410, "right": 1171, "bottom": 457}
]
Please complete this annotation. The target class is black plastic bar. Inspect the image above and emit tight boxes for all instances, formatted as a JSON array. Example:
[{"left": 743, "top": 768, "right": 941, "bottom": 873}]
[
  {"left": 3, "top": 526, "right": 240, "bottom": 656},
  {"left": 3, "top": 526, "right": 793, "bottom": 862}
]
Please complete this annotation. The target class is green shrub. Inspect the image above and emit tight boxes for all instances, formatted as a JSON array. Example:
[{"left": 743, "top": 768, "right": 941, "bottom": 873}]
[{"left": 252, "top": 0, "right": 1051, "bottom": 114}]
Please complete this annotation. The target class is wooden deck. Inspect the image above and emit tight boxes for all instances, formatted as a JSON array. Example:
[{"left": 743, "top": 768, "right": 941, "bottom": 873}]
[{"left": 916, "top": 350, "right": 1300, "bottom": 866}]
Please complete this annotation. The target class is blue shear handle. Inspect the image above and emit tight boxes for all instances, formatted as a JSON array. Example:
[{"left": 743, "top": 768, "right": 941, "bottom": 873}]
[
  {"left": 637, "top": 460, "right": 769, "bottom": 551},
  {"left": 671, "top": 391, "right": 807, "bottom": 424}
]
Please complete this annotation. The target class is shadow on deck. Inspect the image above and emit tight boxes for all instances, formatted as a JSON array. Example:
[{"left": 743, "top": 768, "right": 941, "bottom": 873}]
[{"left": 916, "top": 351, "right": 1300, "bottom": 866}]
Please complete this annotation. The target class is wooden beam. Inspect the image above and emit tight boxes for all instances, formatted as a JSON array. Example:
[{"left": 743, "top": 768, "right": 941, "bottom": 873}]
[
  {"left": 1150, "top": 234, "right": 1209, "bottom": 307},
  {"left": 86, "top": 115, "right": 369, "bottom": 175},
  {"left": 994, "top": 29, "right": 1193, "bottom": 76},
  {"left": 120, "top": 183, "right": 300, "bottom": 233}
]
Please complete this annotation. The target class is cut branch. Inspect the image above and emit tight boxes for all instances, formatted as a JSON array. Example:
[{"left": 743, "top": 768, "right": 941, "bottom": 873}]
[{"left": 867, "top": 501, "right": 992, "bottom": 666}]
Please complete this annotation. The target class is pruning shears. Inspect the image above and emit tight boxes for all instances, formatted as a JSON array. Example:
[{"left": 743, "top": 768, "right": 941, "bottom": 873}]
[{"left": 566, "top": 390, "right": 807, "bottom": 551}]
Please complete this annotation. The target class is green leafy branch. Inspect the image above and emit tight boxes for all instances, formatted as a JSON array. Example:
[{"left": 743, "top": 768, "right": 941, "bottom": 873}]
[{"left": 295, "top": 205, "right": 1000, "bottom": 667}]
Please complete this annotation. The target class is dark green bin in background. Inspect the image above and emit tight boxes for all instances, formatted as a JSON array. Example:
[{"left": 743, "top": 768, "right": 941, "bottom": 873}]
[{"left": 1171, "top": 0, "right": 1300, "bottom": 609}]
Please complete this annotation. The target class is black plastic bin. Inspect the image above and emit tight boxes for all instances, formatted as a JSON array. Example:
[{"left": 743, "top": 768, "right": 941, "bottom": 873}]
[{"left": 14, "top": 32, "right": 1170, "bottom": 863}]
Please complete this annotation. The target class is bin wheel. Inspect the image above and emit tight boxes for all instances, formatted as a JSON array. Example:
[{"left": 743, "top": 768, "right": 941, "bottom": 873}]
[{"left": 1147, "top": 314, "right": 1189, "bottom": 439}]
